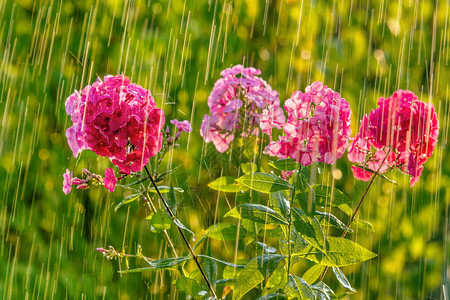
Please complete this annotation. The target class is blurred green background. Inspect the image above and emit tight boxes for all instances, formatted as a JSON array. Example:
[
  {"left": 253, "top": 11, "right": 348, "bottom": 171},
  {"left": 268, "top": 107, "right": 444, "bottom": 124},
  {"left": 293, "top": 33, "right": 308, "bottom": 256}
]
[{"left": 0, "top": 0, "right": 449, "bottom": 299}]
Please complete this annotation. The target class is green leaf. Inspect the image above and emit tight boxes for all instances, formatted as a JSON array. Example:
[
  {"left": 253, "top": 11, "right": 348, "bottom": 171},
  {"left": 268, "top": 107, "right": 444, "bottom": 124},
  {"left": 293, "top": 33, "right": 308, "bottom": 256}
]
[
  {"left": 284, "top": 275, "right": 315, "bottom": 300},
  {"left": 302, "top": 265, "right": 326, "bottom": 285},
  {"left": 225, "top": 204, "right": 289, "bottom": 225},
  {"left": 311, "top": 282, "right": 334, "bottom": 300},
  {"left": 176, "top": 276, "right": 202, "bottom": 297},
  {"left": 270, "top": 191, "right": 290, "bottom": 218},
  {"left": 296, "top": 191, "right": 316, "bottom": 217},
  {"left": 352, "top": 218, "right": 374, "bottom": 232},
  {"left": 203, "top": 223, "right": 246, "bottom": 241},
  {"left": 233, "top": 258, "right": 265, "bottom": 300},
  {"left": 148, "top": 186, "right": 184, "bottom": 194},
  {"left": 203, "top": 246, "right": 218, "bottom": 285},
  {"left": 173, "top": 218, "right": 195, "bottom": 239},
  {"left": 167, "top": 184, "right": 177, "bottom": 215},
  {"left": 292, "top": 236, "right": 377, "bottom": 267},
  {"left": 292, "top": 208, "right": 326, "bottom": 252},
  {"left": 257, "top": 293, "right": 288, "bottom": 300},
  {"left": 312, "top": 185, "right": 351, "bottom": 207},
  {"left": 253, "top": 254, "right": 286, "bottom": 278},
  {"left": 150, "top": 209, "right": 172, "bottom": 233},
  {"left": 315, "top": 211, "right": 352, "bottom": 232},
  {"left": 264, "top": 265, "right": 288, "bottom": 294},
  {"left": 114, "top": 192, "right": 142, "bottom": 212},
  {"left": 208, "top": 176, "right": 249, "bottom": 193},
  {"left": 116, "top": 177, "right": 148, "bottom": 188},
  {"left": 332, "top": 267, "right": 356, "bottom": 292},
  {"left": 268, "top": 158, "right": 298, "bottom": 171},
  {"left": 197, "top": 255, "right": 245, "bottom": 268},
  {"left": 119, "top": 256, "right": 190, "bottom": 273},
  {"left": 236, "top": 172, "right": 292, "bottom": 194}
]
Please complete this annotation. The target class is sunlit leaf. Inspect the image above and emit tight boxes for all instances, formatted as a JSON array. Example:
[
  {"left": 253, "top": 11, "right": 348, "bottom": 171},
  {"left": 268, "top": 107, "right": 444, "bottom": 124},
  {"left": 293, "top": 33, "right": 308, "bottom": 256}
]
[
  {"left": 241, "top": 162, "right": 257, "bottom": 174},
  {"left": 208, "top": 176, "right": 249, "bottom": 192},
  {"left": 114, "top": 192, "right": 143, "bottom": 212},
  {"left": 302, "top": 264, "right": 326, "bottom": 285},
  {"left": 225, "top": 204, "right": 289, "bottom": 225},
  {"left": 257, "top": 293, "right": 288, "bottom": 300},
  {"left": 270, "top": 191, "right": 290, "bottom": 218},
  {"left": 284, "top": 275, "right": 315, "bottom": 300},
  {"left": 176, "top": 276, "right": 202, "bottom": 297},
  {"left": 147, "top": 186, "right": 184, "bottom": 194},
  {"left": 292, "top": 208, "right": 326, "bottom": 252},
  {"left": 233, "top": 258, "right": 264, "bottom": 300},
  {"left": 150, "top": 209, "right": 172, "bottom": 233},
  {"left": 315, "top": 211, "right": 352, "bottom": 232},
  {"left": 269, "top": 158, "right": 298, "bottom": 171},
  {"left": 119, "top": 256, "right": 190, "bottom": 273},
  {"left": 264, "top": 265, "right": 288, "bottom": 294},
  {"left": 332, "top": 267, "right": 356, "bottom": 292},
  {"left": 236, "top": 173, "right": 292, "bottom": 194},
  {"left": 292, "top": 237, "right": 377, "bottom": 267},
  {"left": 313, "top": 185, "right": 351, "bottom": 207},
  {"left": 311, "top": 282, "right": 335, "bottom": 300}
]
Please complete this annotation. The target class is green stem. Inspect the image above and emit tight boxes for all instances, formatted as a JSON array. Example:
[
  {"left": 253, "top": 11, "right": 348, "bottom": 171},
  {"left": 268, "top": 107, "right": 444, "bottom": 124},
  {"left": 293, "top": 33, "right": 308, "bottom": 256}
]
[
  {"left": 144, "top": 166, "right": 218, "bottom": 299},
  {"left": 287, "top": 166, "right": 302, "bottom": 280},
  {"left": 319, "top": 148, "right": 392, "bottom": 282}
]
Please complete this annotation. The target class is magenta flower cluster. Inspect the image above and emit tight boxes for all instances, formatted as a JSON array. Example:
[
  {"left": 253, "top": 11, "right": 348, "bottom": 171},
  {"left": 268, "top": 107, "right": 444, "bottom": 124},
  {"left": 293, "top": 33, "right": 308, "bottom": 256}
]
[
  {"left": 265, "top": 82, "right": 352, "bottom": 165},
  {"left": 200, "top": 65, "right": 284, "bottom": 153},
  {"left": 348, "top": 90, "right": 439, "bottom": 186},
  {"left": 65, "top": 75, "right": 165, "bottom": 174},
  {"left": 63, "top": 168, "right": 117, "bottom": 195}
]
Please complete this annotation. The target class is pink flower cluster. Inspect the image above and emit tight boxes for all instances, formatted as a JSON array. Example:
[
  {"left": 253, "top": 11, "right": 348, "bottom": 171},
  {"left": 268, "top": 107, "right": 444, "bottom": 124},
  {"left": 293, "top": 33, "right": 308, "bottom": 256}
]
[
  {"left": 348, "top": 90, "right": 439, "bottom": 186},
  {"left": 266, "top": 82, "right": 352, "bottom": 165},
  {"left": 65, "top": 75, "right": 165, "bottom": 173},
  {"left": 63, "top": 168, "right": 117, "bottom": 194},
  {"left": 200, "top": 65, "right": 284, "bottom": 153}
]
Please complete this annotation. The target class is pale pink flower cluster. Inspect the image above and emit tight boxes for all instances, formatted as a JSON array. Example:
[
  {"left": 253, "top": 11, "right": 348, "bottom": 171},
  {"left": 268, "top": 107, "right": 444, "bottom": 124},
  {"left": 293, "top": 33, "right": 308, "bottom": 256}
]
[
  {"left": 265, "top": 82, "right": 352, "bottom": 165},
  {"left": 65, "top": 75, "right": 165, "bottom": 173},
  {"left": 348, "top": 90, "right": 439, "bottom": 186},
  {"left": 200, "top": 65, "right": 284, "bottom": 153}
]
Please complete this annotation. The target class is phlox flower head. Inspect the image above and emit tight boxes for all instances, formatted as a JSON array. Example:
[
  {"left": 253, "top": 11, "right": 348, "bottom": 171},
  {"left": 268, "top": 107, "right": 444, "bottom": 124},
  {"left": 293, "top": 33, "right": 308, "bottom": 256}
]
[
  {"left": 170, "top": 119, "right": 192, "bottom": 133},
  {"left": 103, "top": 168, "right": 117, "bottom": 192},
  {"left": 348, "top": 90, "right": 439, "bottom": 186},
  {"left": 200, "top": 65, "right": 283, "bottom": 153},
  {"left": 266, "top": 81, "right": 352, "bottom": 165},
  {"left": 63, "top": 169, "right": 73, "bottom": 195},
  {"left": 65, "top": 75, "right": 165, "bottom": 173}
]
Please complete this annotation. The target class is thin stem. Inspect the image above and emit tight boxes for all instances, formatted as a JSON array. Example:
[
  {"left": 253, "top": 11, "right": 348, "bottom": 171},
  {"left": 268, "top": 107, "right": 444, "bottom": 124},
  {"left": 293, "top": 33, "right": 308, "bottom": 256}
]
[
  {"left": 319, "top": 148, "right": 392, "bottom": 282},
  {"left": 287, "top": 167, "right": 302, "bottom": 280},
  {"left": 144, "top": 166, "right": 218, "bottom": 299}
]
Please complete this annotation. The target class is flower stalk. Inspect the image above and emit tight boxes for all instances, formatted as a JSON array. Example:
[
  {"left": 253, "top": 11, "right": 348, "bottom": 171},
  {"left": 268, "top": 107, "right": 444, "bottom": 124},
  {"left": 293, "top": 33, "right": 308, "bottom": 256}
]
[{"left": 144, "top": 166, "right": 218, "bottom": 299}]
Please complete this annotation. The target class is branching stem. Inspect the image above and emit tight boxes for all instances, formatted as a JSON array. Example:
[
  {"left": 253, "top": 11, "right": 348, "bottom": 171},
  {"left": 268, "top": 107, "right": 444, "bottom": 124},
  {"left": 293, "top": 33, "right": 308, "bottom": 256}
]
[{"left": 144, "top": 166, "right": 218, "bottom": 299}]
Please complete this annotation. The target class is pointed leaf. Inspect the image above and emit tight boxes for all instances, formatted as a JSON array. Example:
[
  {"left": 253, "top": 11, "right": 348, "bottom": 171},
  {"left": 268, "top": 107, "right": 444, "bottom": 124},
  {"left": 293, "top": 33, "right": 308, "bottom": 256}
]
[
  {"left": 148, "top": 186, "right": 184, "bottom": 194},
  {"left": 233, "top": 259, "right": 265, "bottom": 300},
  {"left": 225, "top": 204, "right": 289, "bottom": 225},
  {"left": 270, "top": 191, "right": 290, "bottom": 218},
  {"left": 332, "top": 267, "right": 356, "bottom": 292},
  {"left": 292, "top": 236, "right": 377, "bottom": 267},
  {"left": 208, "top": 176, "right": 249, "bottom": 192},
  {"left": 312, "top": 185, "right": 351, "bottom": 207},
  {"left": 315, "top": 211, "right": 352, "bottom": 232},
  {"left": 150, "top": 209, "right": 172, "bottom": 232},
  {"left": 268, "top": 158, "right": 298, "bottom": 171},
  {"left": 303, "top": 265, "right": 326, "bottom": 285},
  {"left": 292, "top": 208, "right": 326, "bottom": 252},
  {"left": 176, "top": 276, "right": 202, "bottom": 297},
  {"left": 236, "top": 172, "right": 292, "bottom": 194},
  {"left": 114, "top": 192, "right": 142, "bottom": 212},
  {"left": 284, "top": 275, "right": 315, "bottom": 300},
  {"left": 119, "top": 256, "right": 190, "bottom": 273}
]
